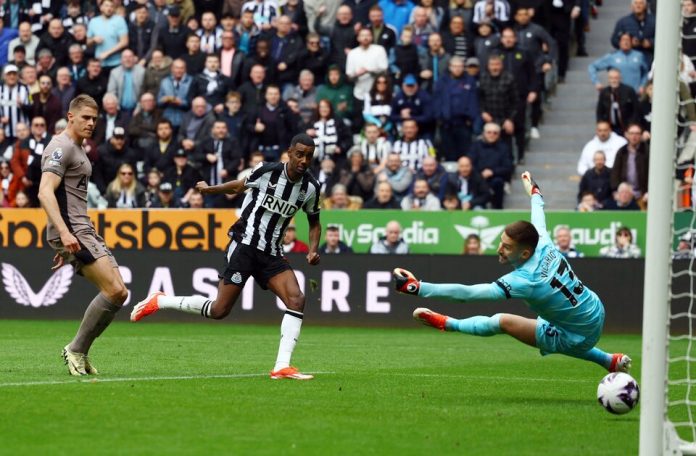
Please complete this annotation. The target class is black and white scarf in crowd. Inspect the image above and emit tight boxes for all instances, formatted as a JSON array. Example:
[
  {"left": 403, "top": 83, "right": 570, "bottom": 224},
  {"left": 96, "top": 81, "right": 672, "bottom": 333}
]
[
  {"left": 312, "top": 119, "right": 338, "bottom": 162},
  {"left": 0, "top": 83, "right": 30, "bottom": 139}
]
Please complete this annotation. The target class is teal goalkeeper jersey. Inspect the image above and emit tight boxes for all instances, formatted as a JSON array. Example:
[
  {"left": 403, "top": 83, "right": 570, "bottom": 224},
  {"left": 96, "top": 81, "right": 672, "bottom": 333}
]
[{"left": 420, "top": 194, "right": 605, "bottom": 337}]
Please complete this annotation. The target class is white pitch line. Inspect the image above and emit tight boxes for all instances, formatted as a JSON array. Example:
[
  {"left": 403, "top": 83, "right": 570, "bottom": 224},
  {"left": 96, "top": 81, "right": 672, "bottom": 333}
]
[
  {"left": 390, "top": 373, "right": 595, "bottom": 384},
  {"left": 0, "top": 372, "right": 336, "bottom": 388}
]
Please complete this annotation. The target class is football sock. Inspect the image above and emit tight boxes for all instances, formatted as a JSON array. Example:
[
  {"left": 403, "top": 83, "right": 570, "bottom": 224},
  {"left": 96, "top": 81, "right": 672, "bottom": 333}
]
[
  {"left": 574, "top": 347, "right": 612, "bottom": 369},
  {"left": 70, "top": 293, "right": 121, "bottom": 354},
  {"left": 158, "top": 295, "right": 213, "bottom": 318},
  {"left": 273, "top": 310, "right": 303, "bottom": 372},
  {"left": 445, "top": 314, "right": 503, "bottom": 336}
]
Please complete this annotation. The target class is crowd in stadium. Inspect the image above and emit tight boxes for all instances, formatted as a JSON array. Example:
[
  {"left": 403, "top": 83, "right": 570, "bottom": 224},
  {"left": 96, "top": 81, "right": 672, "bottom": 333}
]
[{"left": 0, "top": 0, "right": 668, "bottom": 213}]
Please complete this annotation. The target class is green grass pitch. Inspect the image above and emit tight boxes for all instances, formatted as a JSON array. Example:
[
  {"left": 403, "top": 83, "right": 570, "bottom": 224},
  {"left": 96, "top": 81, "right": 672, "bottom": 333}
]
[{"left": 0, "top": 320, "right": 640, "bottom": 455}]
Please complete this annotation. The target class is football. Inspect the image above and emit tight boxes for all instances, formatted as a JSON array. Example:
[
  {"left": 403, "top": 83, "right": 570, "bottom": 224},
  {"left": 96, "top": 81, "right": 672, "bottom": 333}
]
[{"left": 597, "top": 372, "right": 640, "bottom": 414}]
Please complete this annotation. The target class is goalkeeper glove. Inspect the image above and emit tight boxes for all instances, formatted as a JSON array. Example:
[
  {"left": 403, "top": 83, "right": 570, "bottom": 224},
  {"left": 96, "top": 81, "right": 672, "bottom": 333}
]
[
  {"left": 521, "top": 171, "right": 541, "bottom": 197},
  {"left": 393, "top": 268, "right": 421, "bottom": 295}
]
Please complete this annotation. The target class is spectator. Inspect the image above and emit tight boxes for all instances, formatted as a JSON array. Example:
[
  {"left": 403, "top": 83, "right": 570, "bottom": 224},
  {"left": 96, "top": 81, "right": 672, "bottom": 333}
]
[
  {"left": 163, "top": 148, "right": 204, "bottom": 207},
  {"left": 142, "top": 50, "right": 172, "bottom": 97},
  {"left": 11, "top": 117, "right": 49, "bottom": 206},
  {"left": 362, "top": 73, "right": 394, "bottom": 136},
  {"left": 338, "top": 149, "right": 375, "bottom": 201},
  {"left": 445, "top": 0, "right": 473, "bottom": 25},
  {"left": 364, "top": 180, "right": 401, "bottom": 208},
  {"left": 410, "top": 6, "right": 435, "bottom": 48},
  {"left": 0, "top": 159, "right": 14, "bottom": 207},
  {"left": 370, "top": 220, "right": 409, "bottom": 254},
  {"left": 66, "top": 44, "right": 86, "bottom": 84},
  {"left": 283, "top": 69, "right": 318, "bottom": 125},
  {"left": 282, "top": 224, "right": 310, "bottom": 253},
  {"left": 611, "top": 123, "right": 649, "bottom": 204},
  {"left": 197, "top": 11, "right": 223, "bottom": 55},
  {"left": 314, "top": 155, "right": 338, "bottom": 196},
  {"left": 93, "top": 127, "right": 138, "bottom": 193},
  {"left": 143, "top": 168, "right": 163, "bottom": 208},
  {"left": 191, "top": 54, "right": 234, "bottom": 115},
  {"left": 578, "top": 151, "right": 612, "bottom": 206},
  {"left": 346, "top": 27, "right": 389, "bottom": 117},
  {"left": 315, "top": 64, "right": 353, "bottom": 121},
  {"left": 322, "top": 182, "right": 363, "bottom": 209},
  {"left": 0, "top": 64, "right": 31, "bottom": 141},
  {"left": 87, "top": 0, "right": 129, "bottom": 72},
  {"left": 359, "top": 122, "right": 391, "bottom": 168},
  {"left": 401, "top": 177, "right": 441, "bottom": 210},
  {"left": 107, "top": 49, "right": 145, "bottom": 119},
  {"left": 673, "top": 231, "right": 696, "bottom": 260},
  {"left": 8, "top": 22, "right": 39, "bottom": 65},
  {"left": 233, "top": 10, "right": 261, "bottom": 56},
  {"left": 31, "top": 75, "right": 61, "bottom": 132},
  {"left": 269, "top": 15, "right": 303, "bottom": 89},
  {"left": 35, "top": 48, "right": 57, "bottom": 81},
  {"left": 157, "top": 6, "right": 188, "bottom": 59},
  {"left": 319, "top": 224, "right": 353, "bottom": 254},
  {"left": 158, "top": 58, "right": 193, "bottom": 132},
  {"left": 600, "top": 226, "right": 641, "bottom": 258},
  {"left": 463, "top": 233, "right": 483, "bottom": 255},
  {"left": 181, "top": 34, "right": 206, "bottom": 76},
  {"left": 468, "top": 122, "right": 513, "bottom": 209},
  {"left": 219, "top": 30, "right": 245, "bottom": 87},
  {"left": 76, "top": 58, "right": 109, "bottom": 103},
  {"left": 374, "top": 151, "right": 413, "bottom": 199},
  {"left": 441, "top": 15, "right": 469, "bottom": 59},
  {"left": 128, "top": 4, "right": 158, "bottom": 66},
  {"left": 221, "top": 92, "right": 248, "bottom": 150},
  {"left": 415, "top": 0, "right": 444, "bottom": 30},
  {"left": 280, "top": 0, "right": 308, "bottom": 36},
  {"left": 611, "top": 0, "right": 655, "bottom": 63},
  {"left": 105, "top": 163, "right": 146, "bottom": 208},
  {"left": 577, "top": 120, "right": 627, "bottom": 175},
  {"left": 52, "top": 67, "right": 75, "bottom": 117},
  {"left": 392, "top": 118, "right": 434, "bottom": 171},
  {"left": 554, "top": 225, "right": 583, "bottom": 258},
  {"left": 446, "top": 155, "right": 490, "bottom": 210},
  {"left": 187, "top": 191, "right": 205, "bottom": 209},
  {"left": 19, "top": 63, "right": 38, "bottom": 98},
  {"left": 150, "top": 181, "right": 180, "bottom": 208},
  {"left": 94, "top": 93, "right": 127, "bottom": 145},
  {"left": 9, "top": 44, "right": 28, "bottom": 72},
  {"left": 249, "top": 85, "right": 298, "bottom": 160},
  {"left": 379, "top": 0, "right": 415, "bottom": 35},
  {"left": 546, "top": 0, "right": 581, "bottom": 83},
  {"left": 473, "top": 20, "right": 499, "bottom": 63},
  {"left": 414, "top": 155, "right": 448, "bottom": 202},
  {"left": 577, "top": 191, "right": 601, "bottom": 212},
  {"left": 13, "top": 189, "right": 30, "bottom": 208},
  {"left": 144, "top": 119, "right": 178, "bottom": 176},
  {"left": 193, "top": 120, "right": 243, "bottom": 206},
  {"left": 433, "top": 56, "right": 479, "bottom": 161},
  {"left": 390, "top": 74, "right": 433, "bottom": 136},
  {"left": 478, "top": 55, "right": 517, "bottom": 152},
  {"left": 241, "top": 0, "right": 279, "bottom": 30},
  {"left": 418, "top": 32, "right": 450, "bottom": 93},
  {"left": 297, "top": 32, "right": 329, "bottom": 83},
  {"left": 243, "top": 39, "right": 278, "bottom": 84},
  {"left": 589, "top": 33, "right": 648, "bottom": 94},
  {"left": 128, "top": 92, "right": 163, "bottom": 155},
  {"left": 317, "top": 5, "right": 358, "bottom": 72},
  {"left": 602, "top": 181, "right": 640, "bottom": 210},
  {"left": 472, "top": 0, "right": 510, "bottom": 28},
  {"left": 596, "top": 68, "right": 638, "bottom": 136},
  {"left": 307, "top": 98, "right": 352, "bottom": 165},
  {"left": 389, "top": 26, "right": 422, "bottom": 86},
  {"left": 178, "top": 96, "right": 217, "bottom": 153},
  {"left": 37, "top": 19, "right": 73, "bottom": 67},
  {"left": 368, "top": 6, "right": 397, "bottom": 54},
  {"left": 238, "top": 63, "right": 267, "bottom": 114}
]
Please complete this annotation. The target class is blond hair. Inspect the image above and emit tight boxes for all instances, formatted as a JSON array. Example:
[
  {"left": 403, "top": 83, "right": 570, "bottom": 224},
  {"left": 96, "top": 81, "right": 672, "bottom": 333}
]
[{"left": 68, "top": 94, "right": 99, "bottom": 114}]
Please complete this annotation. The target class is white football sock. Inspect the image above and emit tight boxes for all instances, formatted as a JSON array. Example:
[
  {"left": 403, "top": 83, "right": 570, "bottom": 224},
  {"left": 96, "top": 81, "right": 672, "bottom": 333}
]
[
  {"left": 273, "top": 310, "right": 303, "bottom": 372},
  {"left": 158, "top": 295, "right": 213, "bottom": 318}
]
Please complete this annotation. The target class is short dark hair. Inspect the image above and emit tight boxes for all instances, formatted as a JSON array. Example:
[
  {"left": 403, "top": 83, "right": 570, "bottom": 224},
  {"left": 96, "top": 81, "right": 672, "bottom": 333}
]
[
  {"left": 326, "top": 224, "right": 340, "bottom": 232},
  {"left": 291, "top": 133, "right": 315, "bottom": 149},
  {"left": 157, "top": 118, "right": 173, "bottom": 129},
  {"left": 504, "top": 221, "right": 539, "bottom": 250}
]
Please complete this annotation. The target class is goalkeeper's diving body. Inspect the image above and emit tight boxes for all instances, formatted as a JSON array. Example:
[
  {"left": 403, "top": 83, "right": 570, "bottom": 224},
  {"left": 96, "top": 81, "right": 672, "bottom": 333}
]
[{"left": 393, "top": 172, "right": 631, "bottom": 373}]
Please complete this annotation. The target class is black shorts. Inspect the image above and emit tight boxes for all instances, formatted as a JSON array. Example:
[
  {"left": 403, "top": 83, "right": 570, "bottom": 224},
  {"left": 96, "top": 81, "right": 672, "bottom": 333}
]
[{"left": 220, "top": 240, "right": 292, "bottom": 289}]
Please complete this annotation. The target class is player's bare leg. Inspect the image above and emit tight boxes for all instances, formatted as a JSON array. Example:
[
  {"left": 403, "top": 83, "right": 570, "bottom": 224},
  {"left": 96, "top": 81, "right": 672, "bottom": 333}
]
[
  {"left": 497, "top": 314, "right": 537, "bottom": 347},
  {"left": 267, "top": 270, "right": 313, "bottom": 380},
  {"left": 64, "top": 256, "right": 127, "bottom": 376}
]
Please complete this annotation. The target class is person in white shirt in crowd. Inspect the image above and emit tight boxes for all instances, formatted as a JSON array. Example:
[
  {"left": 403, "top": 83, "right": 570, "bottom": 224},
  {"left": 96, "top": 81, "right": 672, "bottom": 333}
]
[
  {"left": 577, "top": 120, "right": 627, "bottom": 175},
  {"left": 553, "top": 225, "right": 584, "bottom": 258},
  {"left": 360, "top": 122, "right": 391, "bottom": 168},
  {"left": 346, "top": 27, "right": 388, "bottom": 108},
  {"left": 400, "top": 178, "right": 442, "bottom": 210}
]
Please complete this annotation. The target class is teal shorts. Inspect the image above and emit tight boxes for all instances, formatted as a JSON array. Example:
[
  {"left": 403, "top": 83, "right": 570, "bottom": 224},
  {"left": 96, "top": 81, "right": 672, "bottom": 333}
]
[{"left": 535, "top": 317, "right": 603, "bottom": 356}]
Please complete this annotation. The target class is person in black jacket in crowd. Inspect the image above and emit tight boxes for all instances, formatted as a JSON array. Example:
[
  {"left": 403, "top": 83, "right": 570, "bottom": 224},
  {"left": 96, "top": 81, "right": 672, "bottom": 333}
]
[
  {"left": 446, "top": 155, "right": 490, "bottom": 210},
  {"left": 467, "top": 122, "right": 513, "bottom": 209}
]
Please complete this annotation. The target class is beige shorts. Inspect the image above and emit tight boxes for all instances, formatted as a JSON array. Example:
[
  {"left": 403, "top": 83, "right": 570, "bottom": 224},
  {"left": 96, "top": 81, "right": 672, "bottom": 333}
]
[{"left": 48, "top": 230, "right": 118, "bottom": 274}]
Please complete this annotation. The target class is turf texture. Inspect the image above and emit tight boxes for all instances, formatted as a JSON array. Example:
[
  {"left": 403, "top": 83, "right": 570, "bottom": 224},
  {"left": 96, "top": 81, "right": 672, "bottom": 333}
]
[{"left": 0, "top": 320, "right": 640, "bottom": 455}]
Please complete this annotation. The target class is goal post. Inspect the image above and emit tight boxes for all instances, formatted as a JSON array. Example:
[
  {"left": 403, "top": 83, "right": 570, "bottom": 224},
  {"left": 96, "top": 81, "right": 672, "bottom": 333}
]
[{"left": 639, "top": 0, "right": 684, "bottom": 454}]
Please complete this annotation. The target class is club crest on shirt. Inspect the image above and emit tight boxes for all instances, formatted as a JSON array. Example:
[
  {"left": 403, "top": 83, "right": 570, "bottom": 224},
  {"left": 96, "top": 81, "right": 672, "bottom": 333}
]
[
  {"left": 297, "top": 190, "right": 306, "bottom": 202},
  {"left": 52, "top": 148, "right": 63, "bottom": 160},
  {"left": 231, "top": 272, "right": 242, "bottom": 284}
]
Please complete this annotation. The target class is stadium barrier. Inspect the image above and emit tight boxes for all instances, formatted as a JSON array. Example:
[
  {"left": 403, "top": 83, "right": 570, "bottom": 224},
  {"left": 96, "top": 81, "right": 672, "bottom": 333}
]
[{"left": 0, "top": 249, "right": 647, "bottom": 331}]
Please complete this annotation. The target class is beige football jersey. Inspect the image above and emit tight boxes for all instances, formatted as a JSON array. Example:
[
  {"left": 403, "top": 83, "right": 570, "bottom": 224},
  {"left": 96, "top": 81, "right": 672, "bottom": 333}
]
[{"left": 41, "top": 132, "right": 94, "bottom": 240}]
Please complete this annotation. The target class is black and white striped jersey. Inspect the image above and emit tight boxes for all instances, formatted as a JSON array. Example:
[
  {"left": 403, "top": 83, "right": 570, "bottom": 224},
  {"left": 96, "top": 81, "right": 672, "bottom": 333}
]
[
  {"left": 392, "top": 138, "right": 434, "bottom": 171},
  {"left": 0, "top": 83, "right": 30, "bottom": 139},
  {"left": 230, "top": 161, "right": 320, "bottom": 257},
  {"left": 241, "top": 0, "right": 279, "bottom": 26}
]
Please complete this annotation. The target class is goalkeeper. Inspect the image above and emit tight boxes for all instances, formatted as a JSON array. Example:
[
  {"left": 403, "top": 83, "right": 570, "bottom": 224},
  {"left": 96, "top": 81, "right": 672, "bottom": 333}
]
[{"left": 393, "top": 172, "right": 631, "bottom": 373}]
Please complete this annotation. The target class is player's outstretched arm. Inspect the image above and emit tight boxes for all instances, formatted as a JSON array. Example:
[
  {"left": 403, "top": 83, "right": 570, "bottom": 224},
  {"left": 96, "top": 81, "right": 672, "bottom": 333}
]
[
  {"left": 521, "top": 171, "right": 547, "bottom": 234},
  {"left": 196, "top": 179, "right": 246, "bottom": 195},
  {"left": 393, "top": 268, "right": 506, "bottom": 301},
  {"left": 306, "top": 214, "right": 321, "bottom": 265}
]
